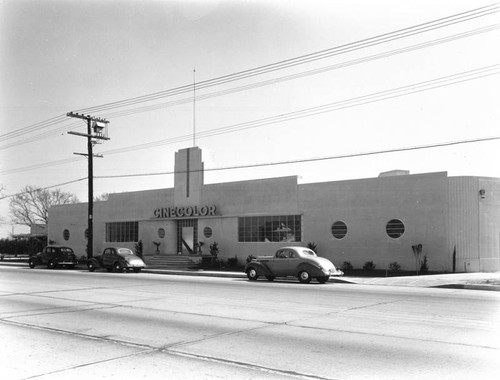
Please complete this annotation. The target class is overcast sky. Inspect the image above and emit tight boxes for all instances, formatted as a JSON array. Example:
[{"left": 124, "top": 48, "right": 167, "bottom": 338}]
[{"left": 1, "top": 0, "right": 499, "bottom": 238}]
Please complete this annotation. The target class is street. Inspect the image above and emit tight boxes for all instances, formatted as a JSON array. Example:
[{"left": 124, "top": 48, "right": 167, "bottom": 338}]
[{"left": 1, "top": 266, "right": 499, "bottom": 379}]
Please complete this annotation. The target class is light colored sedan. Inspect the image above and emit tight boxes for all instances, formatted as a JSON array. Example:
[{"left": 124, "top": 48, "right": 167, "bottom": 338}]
[
  {"left": 87, "top": 247, "right": 146, "bottom": 273},
  {"left": 244, "top": 246, "right": 343, "bottom": 283}
]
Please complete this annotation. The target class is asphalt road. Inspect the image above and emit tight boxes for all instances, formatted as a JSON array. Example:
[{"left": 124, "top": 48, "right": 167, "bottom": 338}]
[{"left": 1, "top": 266, "right": 499, "bottom": 380}]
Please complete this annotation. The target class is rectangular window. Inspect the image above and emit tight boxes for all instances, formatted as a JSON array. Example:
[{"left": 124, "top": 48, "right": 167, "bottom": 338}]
[
  {"left": 105, "top": 222, "right": 138, "bottom": 242},
  {"left": 238, "top": 215, "right": 302, "bottom": 242}
]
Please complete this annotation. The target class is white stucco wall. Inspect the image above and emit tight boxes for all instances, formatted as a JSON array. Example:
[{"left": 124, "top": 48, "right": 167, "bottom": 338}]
[
  {"left": 299, "top": 172, "right": 449, "bottom": 271},
  {"left": 47, "top": 168, "right": 499, "bottom": 273}
]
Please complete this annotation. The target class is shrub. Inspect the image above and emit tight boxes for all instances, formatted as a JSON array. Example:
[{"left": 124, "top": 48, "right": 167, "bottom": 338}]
[
  {"left": 209, "top": 242, "right": 219, "bottom": 266},
  {"left": 306, "top": 242, "right": 317, "bottom": 253},
  {"left": 341, "top": 261, "right": 353, "bottom": 271},
  {"left": 227, "top": 256, "right": 239, "bottom": 267},
  {"left": 363, "top": 261, "right": 376, "bottom": 271},
  {"left": 134, "top": 240, "right": 143, "bottom": 258},
  {"left": 389, "top": 261, "right": 401, "bottom": 271},
  {"left": 209, "top": 242, "right": 219, "bottom": 258},
  {"left": 420, "top": 256, "right": 429, "bottom": 274},
  {"left": 246, "top": 254, "right": 256, "bottom": 263}
]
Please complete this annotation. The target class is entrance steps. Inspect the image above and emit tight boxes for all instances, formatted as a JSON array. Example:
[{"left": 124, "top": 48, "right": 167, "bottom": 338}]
[{"left": 144, "top": 255, "right": 201, "bottom": 270}]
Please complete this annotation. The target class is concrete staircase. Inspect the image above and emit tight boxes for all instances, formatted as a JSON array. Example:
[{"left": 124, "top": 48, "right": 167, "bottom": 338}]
[{"left": 144, "top": 255, "right": 201, "bottom": 270}]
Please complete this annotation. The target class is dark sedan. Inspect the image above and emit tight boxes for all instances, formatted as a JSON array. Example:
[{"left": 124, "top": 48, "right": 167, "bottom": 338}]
[{"left": 28, "top": 245, "right": 78, "bottom": 269}]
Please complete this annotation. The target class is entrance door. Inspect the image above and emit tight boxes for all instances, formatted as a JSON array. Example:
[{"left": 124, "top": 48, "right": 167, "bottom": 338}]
[
  {"left": 177, "top": 219, "right": 198, "bottom": 254},
  {"left": 182, "top": 227, "right": 194, "bottom": 254}
]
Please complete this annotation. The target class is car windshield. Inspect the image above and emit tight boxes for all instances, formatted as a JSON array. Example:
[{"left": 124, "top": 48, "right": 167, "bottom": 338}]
[
  {"left": 60, "top": 248, "right": 74, "bottom": 254},
  {"left": 300, "top": 249, "right": 317, "bottom": 257},
  {"left": 117, "top": 248, "right": 134, "bottom": 257}
]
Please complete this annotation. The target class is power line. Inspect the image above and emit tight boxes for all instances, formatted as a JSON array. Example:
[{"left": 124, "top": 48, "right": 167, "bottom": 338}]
[
  {"left": 98, "top": 24, "right": 500, "bottom": 120},
  {"left": 1, "top": 63, "right": 498, "bottom": 176},
  {"left": 2, "top": 136, "right": 497, "bottom": 198},
  {"left": 0, "top": 114, "right": 67, "bottom": 140},
  {"left": 2, "top": 136, "right": 497, "bottom": 199},
  {"left": 77, "top": 4, "right": 499, "bottom": 115},
  {"left": 91, "top": 64, "right": 500, "bottom": 155},
  {"left": 94, "top": 136, "right": 500, "bottom": 179},
  {"left": 0, "top": 157, "right": 86, "bottom": 175},
  {"left": 2, "top": 4, "right": 497, "bottom": 148},
  {"left": 0, "top": 178, "right": 87, "bottom": 201},
  {"left": 0, "top": 121, "right": 84, "bottom": 150},
  {"left": 2, "top": 21, "right": 492, "bottom": 149}
]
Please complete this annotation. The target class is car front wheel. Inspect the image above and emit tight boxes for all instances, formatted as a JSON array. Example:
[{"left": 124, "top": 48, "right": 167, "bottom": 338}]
[
  {"left": 247, "top": 268, "right": 259, "bottom": 281},
  {"left": 48, "top": 260, "right": 56, "bottom": 270},
  {"left": 87, "top": 262, "right": 95, "bottom": 272},
  {"left": 298, "top": 270, "right": 311, "bottom": 283},
  {"left": 28, "top": 259, "right": 36, "bottom": 268}
]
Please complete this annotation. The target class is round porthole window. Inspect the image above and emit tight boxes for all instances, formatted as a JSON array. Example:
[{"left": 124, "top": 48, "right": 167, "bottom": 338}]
[
  {"left": 386, "top": 219, "right": 405, "bottom": 238},
  {"left": 203, "top": 227, "right": 213, "bottom": 239},
  {"left": 331, "top": 221, "right": 347, "bottom": 239},
  {"left": 158, "top": 228, "right": 165, "bottom": 239},
  {"left": 63, "top": 229, "right": 70, "bottom": 241}
]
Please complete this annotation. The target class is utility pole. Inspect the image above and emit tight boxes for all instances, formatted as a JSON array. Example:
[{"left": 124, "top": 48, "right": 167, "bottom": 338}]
[{"left": 67, "top": 112, "right": 109, "bottom": 259}]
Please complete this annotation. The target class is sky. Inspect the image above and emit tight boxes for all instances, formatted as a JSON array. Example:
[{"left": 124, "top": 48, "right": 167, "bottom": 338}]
[{"left": 1, "top": 0, "right": 499, "bottom": 238}]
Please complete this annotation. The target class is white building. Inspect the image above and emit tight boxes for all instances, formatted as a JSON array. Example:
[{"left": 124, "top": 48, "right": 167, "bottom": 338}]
[{"left": 49, "top": 147, "right": 500, "bottom": 273}]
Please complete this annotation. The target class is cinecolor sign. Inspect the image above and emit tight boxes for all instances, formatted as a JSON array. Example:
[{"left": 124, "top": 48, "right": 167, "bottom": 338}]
[{"left": 153, "top": 205, "right": 217, "bottom": 219}]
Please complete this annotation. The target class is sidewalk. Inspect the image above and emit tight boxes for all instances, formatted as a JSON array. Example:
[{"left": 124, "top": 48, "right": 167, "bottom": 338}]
[
  {"left": 1, "top": 260, "right": 499, "bottom": 291},
  {"left": 142, "top": 268, "right": 500, "bottom": 291},
  {"left": 335, "top": 271, "right": 500, "bottom": 291}
]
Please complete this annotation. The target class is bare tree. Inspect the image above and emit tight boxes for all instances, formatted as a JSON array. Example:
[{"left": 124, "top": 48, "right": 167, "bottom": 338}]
[{"left": 9, "top": 186, "right": 79, "bottom": 226}]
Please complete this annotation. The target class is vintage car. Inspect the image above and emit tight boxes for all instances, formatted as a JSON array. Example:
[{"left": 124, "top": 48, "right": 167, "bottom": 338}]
[
  {"left": 87, "top": 247, "right": 146, "bottom": 273},
  {"left": 28, "top": 245, "right": 79, "bottom": 269},
  {"left": 244, "top": 246, "right": 343, "bottom": 283}
]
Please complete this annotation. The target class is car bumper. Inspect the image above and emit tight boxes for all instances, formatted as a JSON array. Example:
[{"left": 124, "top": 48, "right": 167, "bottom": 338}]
[
  {"left": 125, "top": 262, "right": 146, "bottom": 268},
  {"left": 324, "top": 268, "right": 343, "bottom": 276}
]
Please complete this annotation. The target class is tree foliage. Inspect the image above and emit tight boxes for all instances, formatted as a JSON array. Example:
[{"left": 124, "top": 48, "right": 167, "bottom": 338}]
[{"left": 9, "top": 186, "right": 79, "bottom": 226}]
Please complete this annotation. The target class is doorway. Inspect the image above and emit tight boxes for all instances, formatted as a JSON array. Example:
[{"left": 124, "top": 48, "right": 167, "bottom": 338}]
[{"left": 177, "top": 219, "right": 198, "bottom": 254}]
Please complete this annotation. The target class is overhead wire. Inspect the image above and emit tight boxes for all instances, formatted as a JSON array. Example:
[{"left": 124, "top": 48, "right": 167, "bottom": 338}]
[
  {"left": 2, "top": 3, "right": 497, "bottom": 147},
  {"left": 1, "top": 63, "right": 498, "bottom": 175},
  {"left": 0, "top": 121, "right": 84, "bottom": 150},
  {"left": 95, "top": 136, "right": 500, "bottom": 179},
  {"left": 2, "top": 21, "right": 498, "bottom": 150},
  {"left": 0, "top": 178, "right": 87, "bottom": 201},
  {"left": 76, "top": 3, "right": 499, "bottom": 114},
  {"left": 99, "top": 24, "right": 500, "bottom": 120},
  {"left": 2, "top": 136, "right": 497, "bottom": 199},
  {"left": 0, "top": 114, "right": 67, "bottom": 140},
  {"left": 93, "top": 64, "right": 500, "bottom": 155}
]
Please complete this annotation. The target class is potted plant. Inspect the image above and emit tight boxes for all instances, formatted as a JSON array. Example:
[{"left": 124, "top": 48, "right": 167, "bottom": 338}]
[{"left": 153, "top": 241, "right": 161, "bottom": 254}]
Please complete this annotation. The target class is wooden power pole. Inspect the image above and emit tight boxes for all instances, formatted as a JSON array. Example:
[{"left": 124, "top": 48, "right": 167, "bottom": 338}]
[{"left": 67, "top": 112, "right": 109, "bottom": 259}]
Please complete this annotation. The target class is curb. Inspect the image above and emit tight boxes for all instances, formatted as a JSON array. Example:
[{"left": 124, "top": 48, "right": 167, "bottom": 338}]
[
  {"left": 433, "top": 284, "right": 500, "bottom": 291},
  {"left": 143, "top": 269, "right": 247, "bottom": 278},
  {"left": 1, "top": 263, "right": 499, "bottom": 291}
]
